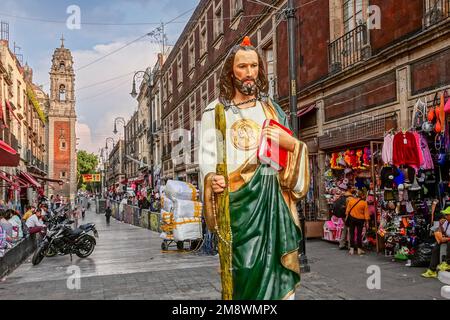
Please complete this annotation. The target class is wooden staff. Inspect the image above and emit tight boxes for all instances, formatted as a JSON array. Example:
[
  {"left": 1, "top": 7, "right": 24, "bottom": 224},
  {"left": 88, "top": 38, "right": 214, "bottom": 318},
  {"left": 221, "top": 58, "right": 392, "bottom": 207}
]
[{"left": 214, "top": 103, "right": 233, "bottom": 300}]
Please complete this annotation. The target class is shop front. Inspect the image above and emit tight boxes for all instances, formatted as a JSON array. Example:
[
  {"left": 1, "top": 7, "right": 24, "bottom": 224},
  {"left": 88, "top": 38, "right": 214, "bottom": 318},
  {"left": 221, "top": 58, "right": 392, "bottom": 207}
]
[
  {"left": 318, "top": 113, "right": 396, "bottom": 251},
  {"left": 320, "top": 89, "right": 450, "bottom": 264}
]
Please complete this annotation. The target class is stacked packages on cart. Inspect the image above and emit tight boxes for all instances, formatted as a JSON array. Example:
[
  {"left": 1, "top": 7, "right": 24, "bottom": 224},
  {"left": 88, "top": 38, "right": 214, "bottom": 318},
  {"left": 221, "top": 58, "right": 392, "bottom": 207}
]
[{"left": 160, "top": 180, "right": 202, "bottom": 242}]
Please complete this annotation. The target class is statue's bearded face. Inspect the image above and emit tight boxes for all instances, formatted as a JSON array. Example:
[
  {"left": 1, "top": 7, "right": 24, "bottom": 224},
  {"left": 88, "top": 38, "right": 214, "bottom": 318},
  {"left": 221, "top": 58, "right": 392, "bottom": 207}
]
[{"left": 232, "top": 49, "right": 259, "bottom": 96}]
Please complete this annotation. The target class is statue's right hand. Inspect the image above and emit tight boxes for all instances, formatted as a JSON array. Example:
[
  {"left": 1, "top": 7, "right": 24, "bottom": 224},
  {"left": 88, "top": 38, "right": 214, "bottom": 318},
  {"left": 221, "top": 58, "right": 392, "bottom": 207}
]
[{"left": 211, "top": 175, "right": 226, "bottom": 194}]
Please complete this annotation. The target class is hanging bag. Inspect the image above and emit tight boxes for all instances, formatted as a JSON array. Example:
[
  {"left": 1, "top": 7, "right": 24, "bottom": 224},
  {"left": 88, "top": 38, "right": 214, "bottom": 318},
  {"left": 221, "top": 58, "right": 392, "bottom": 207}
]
[
  {"left": 444, "top": 90, "right": 450, "bottom": 113},
  {"left": 434, "top": 93, "right": 443, "bottom": 133},
  {"left": 345, "top": 199, "right": 361, "bottom": 227}
]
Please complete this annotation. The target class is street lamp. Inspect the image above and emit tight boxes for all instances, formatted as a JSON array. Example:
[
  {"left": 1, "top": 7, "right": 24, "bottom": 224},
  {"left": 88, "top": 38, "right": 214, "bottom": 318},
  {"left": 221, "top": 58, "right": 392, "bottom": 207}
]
[
  {"left": 130, "top": 68, "right": 154, "bottom": 189},
  {"left": 113, "top": 117, "right": 126, "bottom": 135},
  {"left": 105, "top": 137, "right": 115, "bottom": 151}
]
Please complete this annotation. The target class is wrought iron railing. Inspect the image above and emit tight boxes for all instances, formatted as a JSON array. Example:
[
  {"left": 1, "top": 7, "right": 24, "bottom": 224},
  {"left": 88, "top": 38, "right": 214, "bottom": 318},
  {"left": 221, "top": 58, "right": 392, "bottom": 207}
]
[
  {"left": 328, "top": 24, "right": 370, "bottom": 73},
  {"left": 423, "top": 0, "right": 450, "bottom": 28}
]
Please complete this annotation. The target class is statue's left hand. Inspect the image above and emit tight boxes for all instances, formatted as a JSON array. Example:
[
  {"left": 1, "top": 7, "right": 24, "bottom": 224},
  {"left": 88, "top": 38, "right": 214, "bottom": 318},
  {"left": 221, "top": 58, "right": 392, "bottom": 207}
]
[{"left": 262, "top": 125, "right": 296, "bottom": 152}]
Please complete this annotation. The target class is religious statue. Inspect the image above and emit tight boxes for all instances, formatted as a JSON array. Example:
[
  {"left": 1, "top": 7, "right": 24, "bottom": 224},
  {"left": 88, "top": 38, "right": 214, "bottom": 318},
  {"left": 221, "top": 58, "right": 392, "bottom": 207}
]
[{"left": 199, "top": 36, "right": 309, "bottom": 300}]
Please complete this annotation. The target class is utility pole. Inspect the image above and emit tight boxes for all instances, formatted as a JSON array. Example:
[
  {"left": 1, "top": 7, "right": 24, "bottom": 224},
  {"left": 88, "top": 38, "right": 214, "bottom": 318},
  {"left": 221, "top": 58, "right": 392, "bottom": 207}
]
[
  {"left": 286, "top": 0, "right": 298, "bottom": 137},
  {"left": 285, "top": 0, "right": 310, "bottom": 273}
]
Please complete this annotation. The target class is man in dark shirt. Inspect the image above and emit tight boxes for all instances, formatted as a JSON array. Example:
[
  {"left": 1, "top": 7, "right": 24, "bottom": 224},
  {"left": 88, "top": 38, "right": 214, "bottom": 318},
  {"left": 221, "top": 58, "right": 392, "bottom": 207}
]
[{"left": 335, "top": 187, "right": 354, "bottom": 249}]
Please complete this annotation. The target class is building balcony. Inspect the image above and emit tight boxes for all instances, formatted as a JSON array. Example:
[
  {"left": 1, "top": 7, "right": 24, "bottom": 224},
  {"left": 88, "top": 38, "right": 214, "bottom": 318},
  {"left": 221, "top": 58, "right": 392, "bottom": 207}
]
[
  {"left": 423, "top": 0, "right": 450, "bottom": 28},
  {"left": 328, "top": 24, "right": 371, "bottom": 74},
  {"left": 1, "top": 128, "right": 19, "bottom": 151}
]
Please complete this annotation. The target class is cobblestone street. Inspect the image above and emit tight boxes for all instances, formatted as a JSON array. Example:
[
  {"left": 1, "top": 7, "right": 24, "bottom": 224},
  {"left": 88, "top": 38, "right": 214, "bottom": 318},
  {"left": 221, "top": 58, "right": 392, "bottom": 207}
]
[{"left": 0, "top": 207, "right": 445, "bottom": 300}]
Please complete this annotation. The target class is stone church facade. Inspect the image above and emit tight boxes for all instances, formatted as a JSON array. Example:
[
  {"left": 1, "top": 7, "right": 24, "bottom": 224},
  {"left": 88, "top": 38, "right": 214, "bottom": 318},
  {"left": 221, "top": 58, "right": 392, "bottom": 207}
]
[{"left": 46, "top": 39, "right": 77, "bottom": 201}]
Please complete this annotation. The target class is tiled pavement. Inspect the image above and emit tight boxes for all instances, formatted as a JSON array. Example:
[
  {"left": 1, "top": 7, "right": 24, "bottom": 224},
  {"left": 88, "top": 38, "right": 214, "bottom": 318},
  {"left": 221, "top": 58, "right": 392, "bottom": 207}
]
[{"left": 0, "top": 207, "right": 445, "bottom": 300}]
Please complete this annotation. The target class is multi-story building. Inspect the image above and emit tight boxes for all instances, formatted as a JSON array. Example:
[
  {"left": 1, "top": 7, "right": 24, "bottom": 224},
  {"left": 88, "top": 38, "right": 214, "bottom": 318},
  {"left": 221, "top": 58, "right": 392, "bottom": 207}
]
[
  {"left": 0, "top": 34, "right": 53, "bottom": 207},
  {"left": 24, "top": 65, "right": 48, "bottom": 179},
  {"left": 47, "top": 38, "right": 77, "bottom": 202},
  {"left": 106, "top": 139, "right": 125, "bottom": 188},
  {"left": 146, "top": 54, "right": 165, "bottom": 189},
  {"left": 136, "top": 69, "right": 151, "bottom": 179},
  {"left": 124, "top": 110, "right": 139, "bottom": 181}
]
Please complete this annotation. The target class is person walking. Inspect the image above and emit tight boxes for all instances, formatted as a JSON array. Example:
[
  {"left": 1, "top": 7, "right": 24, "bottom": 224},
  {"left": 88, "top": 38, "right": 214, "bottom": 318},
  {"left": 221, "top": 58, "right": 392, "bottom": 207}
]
[
  {"left": 345, "top": 189, "right": 370, "bottom": 255},
  {"left": 334, "top": 184, "right": 353, "bottom": 249},
  {"left": 105, "top": 205, "right": 112, "bottom": 226}
]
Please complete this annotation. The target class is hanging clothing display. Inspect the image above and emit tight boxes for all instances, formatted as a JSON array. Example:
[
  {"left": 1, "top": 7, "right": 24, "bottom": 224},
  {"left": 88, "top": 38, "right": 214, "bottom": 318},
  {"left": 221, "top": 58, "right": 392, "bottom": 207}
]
[
  {"left": 382, "top": 133, "right": 394, "bottom": 165},
  {"left": 392, "top": 131, "right": 420, "bottom": 168},
  {"left": 419, "top": 134, "right": 434, "bottom": 170}
]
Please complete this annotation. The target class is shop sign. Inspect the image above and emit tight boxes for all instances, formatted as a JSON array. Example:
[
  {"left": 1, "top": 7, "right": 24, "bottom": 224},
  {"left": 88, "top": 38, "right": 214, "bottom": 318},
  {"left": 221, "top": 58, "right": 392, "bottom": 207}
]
[{"left": 82, "top": 173, "right": 101, "bottom": 183}]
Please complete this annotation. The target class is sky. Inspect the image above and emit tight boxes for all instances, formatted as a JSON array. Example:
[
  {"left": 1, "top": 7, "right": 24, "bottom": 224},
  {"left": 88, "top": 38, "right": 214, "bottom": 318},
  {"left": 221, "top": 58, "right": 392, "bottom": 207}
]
[{"left": 0, "top": 0, "right": 199, "bottom": 155}]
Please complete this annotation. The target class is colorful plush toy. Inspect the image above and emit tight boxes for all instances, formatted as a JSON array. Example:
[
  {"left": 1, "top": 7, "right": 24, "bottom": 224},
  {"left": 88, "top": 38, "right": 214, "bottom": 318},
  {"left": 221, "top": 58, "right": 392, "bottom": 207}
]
[
  {"left": 356, "top": 149, "right": 365, "bottom": 169},
  {"left": 330, "top": 153, "right": 338, "bottom": 169},
  {"left": 344, "top": 149, "right": 352, "bottom": 167},
  {"left": 337, "top": 151, "right": 347, "bottom": 168},
  {"left": 350, "top": 150, "right": 358, "bottom": 169},
  {"left": 363, "top": 147, "right": 370, "bottom": 167}
]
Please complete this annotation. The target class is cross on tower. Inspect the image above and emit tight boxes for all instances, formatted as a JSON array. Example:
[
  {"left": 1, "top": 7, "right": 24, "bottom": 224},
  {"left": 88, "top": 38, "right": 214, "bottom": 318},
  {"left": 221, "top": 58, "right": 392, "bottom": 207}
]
[{"left": 60, "top": 34, "right": 65, "bottom": 48}]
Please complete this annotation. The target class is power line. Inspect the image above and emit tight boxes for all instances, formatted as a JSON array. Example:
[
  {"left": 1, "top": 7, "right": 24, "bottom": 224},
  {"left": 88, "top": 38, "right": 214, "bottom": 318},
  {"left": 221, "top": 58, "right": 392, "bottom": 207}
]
[
  {"left": 0, "top": 11, "right": 179, "bottom": 26},
  {"left": 75, "top": 7, "right": 196, "bottom": 72},
  {"left": 77, "top": 71, "right": 136, "bottom": 91},
  {"left": 77, "top": 79, "right": 131, "bottom": 102}
]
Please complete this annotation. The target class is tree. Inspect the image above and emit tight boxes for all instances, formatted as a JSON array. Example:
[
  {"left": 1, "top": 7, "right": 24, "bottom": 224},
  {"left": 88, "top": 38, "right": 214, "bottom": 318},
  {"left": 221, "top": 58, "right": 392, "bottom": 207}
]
[{"left": 77, "top": 150, "right": 99, "bottom": 192}]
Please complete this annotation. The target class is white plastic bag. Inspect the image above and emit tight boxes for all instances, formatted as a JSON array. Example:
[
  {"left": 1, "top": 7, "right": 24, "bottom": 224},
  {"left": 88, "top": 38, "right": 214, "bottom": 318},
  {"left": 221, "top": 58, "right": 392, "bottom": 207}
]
[
  {"left": 441, "top": 285, "right": 450, "bottom": 299},
  {"left": 439, "top": 271, "right": 450, "bottom": 285},
  {"left": 165, "top": 180, "right": 197, "bottom": 201},
  {"left": 161, "top": 195, "right": 173, "bottom": 212},
  {"left": 173, "top": 217, "right": 202, "bottom": 241},
  {"left": 173, "top": 199, "right": 203, "bottom": 219}
]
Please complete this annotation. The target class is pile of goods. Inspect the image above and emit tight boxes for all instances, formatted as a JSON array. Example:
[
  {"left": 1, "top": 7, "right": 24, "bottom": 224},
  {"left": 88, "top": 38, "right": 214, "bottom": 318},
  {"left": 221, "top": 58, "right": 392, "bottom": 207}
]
[{"left": 160, "top": 180, "right": 202, "bottom": 242}]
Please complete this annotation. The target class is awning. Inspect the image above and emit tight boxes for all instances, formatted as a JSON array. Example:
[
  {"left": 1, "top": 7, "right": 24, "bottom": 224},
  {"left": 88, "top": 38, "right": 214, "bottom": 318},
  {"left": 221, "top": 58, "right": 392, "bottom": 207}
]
[
  {"left": 30, "top": 174, "right": 64, "bottom": 185},
  {"left": 0, "top": 171, "right": 12, "bottom": 184},
  {"left": 0, "top": 140, "right": 19, "bottom": 167},
  {"left": 120, "top": 178, "right": 128, "bottom": 184},
  {"left": 5, "top": 100, "right": 21, "bottom": 122},
  {"left": 20, "top": 171, "right": 42, "bottom": 189},
  {"left": 297, "top": 104, "right": 316, "bottom": 117}
]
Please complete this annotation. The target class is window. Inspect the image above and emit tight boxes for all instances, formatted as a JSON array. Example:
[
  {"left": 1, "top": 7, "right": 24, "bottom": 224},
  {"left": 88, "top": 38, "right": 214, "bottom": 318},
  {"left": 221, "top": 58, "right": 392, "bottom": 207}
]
[
  {"left": 188, "top": 34, "right": 195, "bottom": 71},
  {"left": 162, "top": 75, "right": 167, "bottom": 102},
  {"left": 343, "top": 0, "right": 363, "bottom": 33},
  {"left": 263, "top": 45, "right": 275, "bottom": 98},
  {"left": 59, "top": 84, "right": 66, "bottom": 102},
  {"left": 177, "top": 53, "right": 183, "bottom": 86},
  {"left": 214, "top": 2, "right": 224, "bottom": 39},
  {"left": 231, "top": 0, "right": 243, "bottom": 18},
  {"left": 60, "top": 171, "right": 66, "bottom": 178},
  {"left": 59, "top": 61, "right": 65, "bottom": 71},
  {"left": 168, "top": 68, "right": 173, "bottom": 97},
  {"left": 189, "top": 94, "right": 196, "bottom": 128},
  {"left": 199, "top": 15, "right": 207, "bottom": 57}
]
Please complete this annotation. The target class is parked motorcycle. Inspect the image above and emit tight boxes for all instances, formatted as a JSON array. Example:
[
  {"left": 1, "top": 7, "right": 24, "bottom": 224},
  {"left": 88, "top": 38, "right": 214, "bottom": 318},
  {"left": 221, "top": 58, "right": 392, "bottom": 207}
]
[{"left": 32, "top": 220, "right": 98, "bottom": 265}]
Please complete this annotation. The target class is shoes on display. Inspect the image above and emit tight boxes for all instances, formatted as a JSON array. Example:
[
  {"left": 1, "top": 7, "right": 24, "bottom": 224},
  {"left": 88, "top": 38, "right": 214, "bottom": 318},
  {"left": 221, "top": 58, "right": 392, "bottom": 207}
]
[
  {"left": 349, "top": 248, "right": 354, "bottom": 255},
  {"left": 421, "top": 269, "right": 438, "bottom": 278},
  {"left": 357, "top": 248, "right": 366, "bottom": 255}
]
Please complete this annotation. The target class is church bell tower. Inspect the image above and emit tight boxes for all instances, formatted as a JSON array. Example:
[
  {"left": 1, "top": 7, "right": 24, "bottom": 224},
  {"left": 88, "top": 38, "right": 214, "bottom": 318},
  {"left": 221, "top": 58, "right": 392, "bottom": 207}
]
[{"left": 47, "top": 36, "right": 77, "bottom": 202}]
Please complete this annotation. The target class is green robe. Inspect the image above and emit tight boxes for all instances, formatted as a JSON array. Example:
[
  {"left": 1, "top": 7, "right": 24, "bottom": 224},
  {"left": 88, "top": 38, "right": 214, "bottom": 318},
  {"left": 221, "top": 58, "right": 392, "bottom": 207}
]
[{"left": 229, "top": 102, "right": 302, "bottom": 300}]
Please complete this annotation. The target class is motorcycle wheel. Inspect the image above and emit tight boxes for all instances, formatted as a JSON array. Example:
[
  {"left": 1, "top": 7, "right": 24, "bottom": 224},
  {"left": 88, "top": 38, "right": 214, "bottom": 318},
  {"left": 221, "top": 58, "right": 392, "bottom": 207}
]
[
  {"left": 75, "top": 236, "right": 96, "bottom": 258},
  {"left": 32, "top": 246, "right": 46, "bottom": 265},
  {"left": 45, "top": 245, "right": 57, "bottom": 257}
]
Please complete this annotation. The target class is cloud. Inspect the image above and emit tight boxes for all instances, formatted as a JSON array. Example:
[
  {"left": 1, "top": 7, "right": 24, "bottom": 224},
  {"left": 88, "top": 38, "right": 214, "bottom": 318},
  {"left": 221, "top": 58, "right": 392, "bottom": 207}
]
[{"left": 70, "top": 38, "right": 158, "bottom": 155}]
